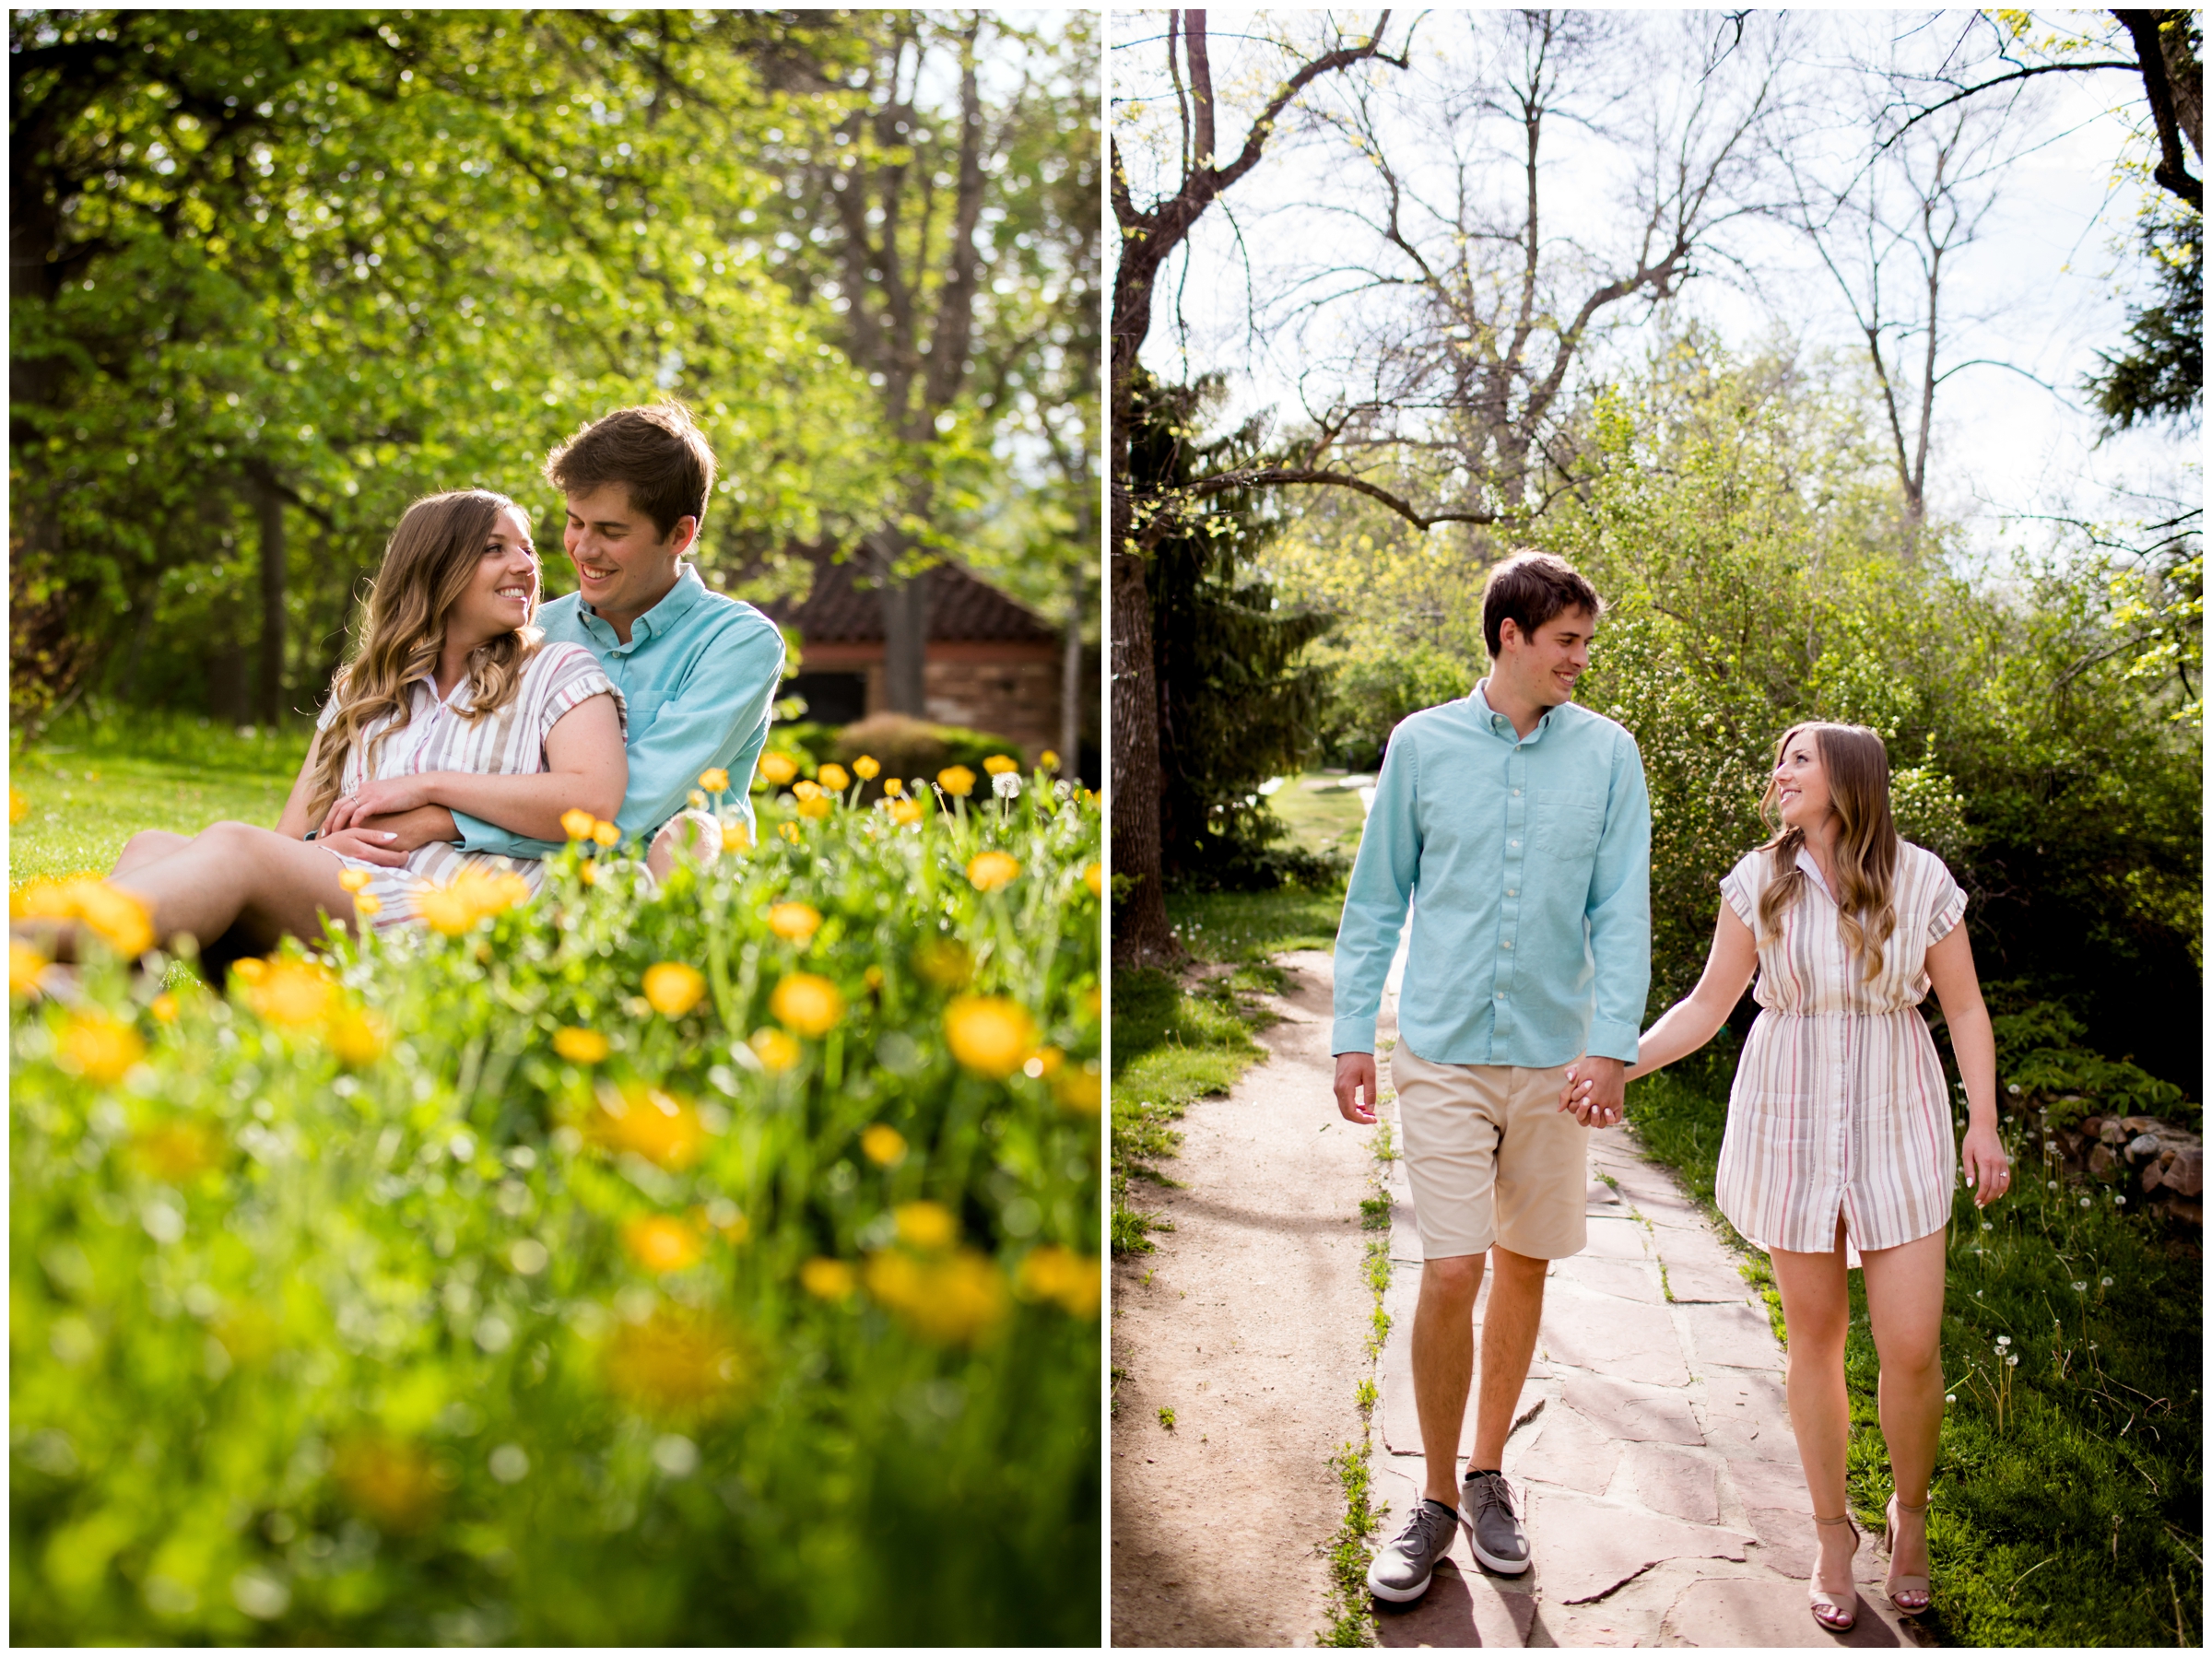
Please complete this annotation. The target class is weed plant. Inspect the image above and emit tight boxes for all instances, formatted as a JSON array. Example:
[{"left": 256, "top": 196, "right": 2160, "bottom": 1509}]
[
  {"left": 1626, "top": 1058, "right": 2202, "bottom": 1647},
  {"left": 11, "top": 767, "right": 1102, "bottom": 1643}
]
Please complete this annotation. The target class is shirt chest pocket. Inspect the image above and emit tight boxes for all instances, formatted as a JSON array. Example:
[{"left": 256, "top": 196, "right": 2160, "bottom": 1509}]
[{"left": 1533, "top": 789, "right": 1603, "bottom": 859}]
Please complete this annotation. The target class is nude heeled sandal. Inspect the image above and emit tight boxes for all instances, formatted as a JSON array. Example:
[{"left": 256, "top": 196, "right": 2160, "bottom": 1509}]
[
  {"left": 1886, "top": 1493, "right": 1933, "bottom": 1614},
  {"left": 1809, "top": 1512, "right": 1859, "bottom": 1632}
]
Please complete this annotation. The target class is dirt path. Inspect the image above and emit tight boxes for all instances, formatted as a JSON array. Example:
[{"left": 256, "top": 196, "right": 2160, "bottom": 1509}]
[{"left": 1109, "top": 950, "right": 1377, "bottom": 1647}]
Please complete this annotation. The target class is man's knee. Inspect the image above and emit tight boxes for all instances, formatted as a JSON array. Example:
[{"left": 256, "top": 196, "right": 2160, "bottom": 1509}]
[
  {"left": 648, "top": 810, "right": 722, "bottom": 873},
  {"left": 1421, "top": 1252, "right": 1485, "bottom": 1305}
]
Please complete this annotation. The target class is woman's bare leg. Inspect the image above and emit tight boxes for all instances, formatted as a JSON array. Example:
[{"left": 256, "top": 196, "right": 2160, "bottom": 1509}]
[
  {"left": 1769, "top": 1220, "right": 1856, "bottom": 1581},
  {"left": 112, "top": 829, "right": 193, "bottom": 876},
  {"left": 107, "top": 821, "right": 355, "bottom": 953},
  {"left": 1858, "top": 1227, "right": 1948, "bottom": 1583}
]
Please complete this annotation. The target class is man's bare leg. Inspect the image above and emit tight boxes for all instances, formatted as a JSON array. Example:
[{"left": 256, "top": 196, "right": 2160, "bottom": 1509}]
[
  {"left": 1468, "top": 1245, "right": 1548, "bottom": 1468},
  {"left": 108, "top": 822, "right": 355, "bottom": 953},
  {"left": 646, "top": 809, "right": 722, "bottom": 883},
  {"left": 1412, "top": 1252, "right": 1483, "bottom": 1504}
]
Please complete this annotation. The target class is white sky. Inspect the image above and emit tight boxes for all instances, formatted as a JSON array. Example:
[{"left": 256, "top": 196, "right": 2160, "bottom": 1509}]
[{"left": 1112, "top": 8, "right": 2201, "bottom": 560}]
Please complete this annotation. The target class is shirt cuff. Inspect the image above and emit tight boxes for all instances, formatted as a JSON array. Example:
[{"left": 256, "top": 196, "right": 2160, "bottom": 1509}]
[
  {"left": 1331, "top": 1017, "right": 1378, "bottom": 1055},
  {"left": 1586, "top": 1018, "right": 1641, "bottom": 1064}
]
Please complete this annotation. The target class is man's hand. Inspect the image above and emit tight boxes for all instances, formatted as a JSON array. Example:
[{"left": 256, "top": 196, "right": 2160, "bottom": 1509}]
[
  {"left": 1558, "top": 1056, "right": 1628, "bottom": 1128},
  {"left": 1335, "top": 1052, "right": 1380, "bottom": 1125}
]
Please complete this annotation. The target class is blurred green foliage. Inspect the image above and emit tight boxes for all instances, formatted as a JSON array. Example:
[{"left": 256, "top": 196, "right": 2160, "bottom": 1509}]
[{"left": 11, "top": 770, "right": 1101, "bottom": 1642}]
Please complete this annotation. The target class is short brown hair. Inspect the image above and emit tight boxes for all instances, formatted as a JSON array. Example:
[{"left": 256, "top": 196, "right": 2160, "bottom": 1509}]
[
  {"left": 545, "top": 401, "right": 715, "bottom": 541},
  {"left": 1481, "top": 550, "right": 1602, "bottom": 656}
]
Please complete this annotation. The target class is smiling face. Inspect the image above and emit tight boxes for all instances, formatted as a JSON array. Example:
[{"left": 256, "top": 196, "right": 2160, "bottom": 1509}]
[
  {"left": 1770, "top": 728, "right": 1835, "bottom": 831},
  {"left": 1494, "top": 605, "right": 1595, "bottom": 711},
  {"left": 563, "top": 480, "right": 695, "bottom": 638},
  {"left": 444, "top": 505, "right": 539, "bottom": 649}
]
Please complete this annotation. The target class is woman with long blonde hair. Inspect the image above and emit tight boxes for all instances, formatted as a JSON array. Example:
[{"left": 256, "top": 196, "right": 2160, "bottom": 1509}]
[
  {"left": 1562, "top": 722, "right": 2009, "bottom": 1632},
  {"left": 95, "top": 488, "right": 626, "bottom": 952}
]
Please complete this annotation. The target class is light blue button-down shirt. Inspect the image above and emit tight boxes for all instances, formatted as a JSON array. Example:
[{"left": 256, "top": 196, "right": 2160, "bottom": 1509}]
[
  {"left": 1330, "top": 679, "right": 1652, "bottom": 1066},
  {"left": 453, "top": 564, "right": 785, "bottom": 859}
]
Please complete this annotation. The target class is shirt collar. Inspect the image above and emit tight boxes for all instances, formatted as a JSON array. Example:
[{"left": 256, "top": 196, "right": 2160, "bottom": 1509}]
[
  {"left": 580, "top": 563, "right": 707, "bottom": 645},
  {"left": 1795, "top": 845, "right": 1833, "bottom": 899},
  {"left": 1471, "top": 677, "right": 1559, "bottom": 742}
]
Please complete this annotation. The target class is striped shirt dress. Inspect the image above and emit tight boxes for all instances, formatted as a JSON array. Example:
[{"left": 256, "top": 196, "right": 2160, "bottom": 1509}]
[
  {"left": 315, "top": 642, "right": 624, "bottom": 928},
  {"left": 1712, "top": 840, "right": 1968, "bottom": 1261}
]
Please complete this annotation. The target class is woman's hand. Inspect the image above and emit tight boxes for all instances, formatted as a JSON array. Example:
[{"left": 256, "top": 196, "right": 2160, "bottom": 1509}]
[
  {"left": 1960, "top": 1120, "right": 2011, "bottom": 1208},
  {"left": 322, "top": 775, "right": 434, "bottom": 834}
]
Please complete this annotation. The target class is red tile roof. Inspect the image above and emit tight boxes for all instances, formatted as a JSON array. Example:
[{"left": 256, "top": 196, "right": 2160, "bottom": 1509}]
[{"left": 755, "top": 548, "right": 1058, "bottom": 644}]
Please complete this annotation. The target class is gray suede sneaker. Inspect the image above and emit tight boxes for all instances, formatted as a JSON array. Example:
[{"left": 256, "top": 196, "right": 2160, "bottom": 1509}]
[
  {"left": 1367, "top": 1498, "right": 1460, "bottom": 1603},
  {"left": 1460, "top": 1470, "right": 1531, "bottom": 1574}
]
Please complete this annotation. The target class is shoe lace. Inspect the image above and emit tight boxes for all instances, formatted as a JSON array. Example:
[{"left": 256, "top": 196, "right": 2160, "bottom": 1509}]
[
  {"left": 1394, "top": 1501, "right": 1452, "bottom": 1552},
  {"left": 1467, "top": 1472, "right": 1517, "bottom": 1520}
]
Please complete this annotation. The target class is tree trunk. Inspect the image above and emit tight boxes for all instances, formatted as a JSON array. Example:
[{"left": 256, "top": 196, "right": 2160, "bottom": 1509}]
[
  {"left": 254, "top": 474, "right": 286, "bottom": 727},
  {"left": 1110, "top": 546, "right": 1178, "bottom": 965},
  {"left": 1062, "top": 561, "right": 1085, "bottom": 775},
  {"left": 870, "top": 533, "right": 929, "bottom": 717}
]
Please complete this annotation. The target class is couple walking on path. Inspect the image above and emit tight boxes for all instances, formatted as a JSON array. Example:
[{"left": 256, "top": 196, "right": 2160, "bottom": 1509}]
[
  {"left": 1332, "top": 552, "right": 2013, "bottom": 1633},
  {"left": 30, "top": 402, "right": 781, "bottom": 966}
]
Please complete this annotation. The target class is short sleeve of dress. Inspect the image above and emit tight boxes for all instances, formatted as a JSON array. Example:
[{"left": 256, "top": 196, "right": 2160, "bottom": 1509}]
[
  {"left": 532, "top": 642, "right": 627, "bottom": 742},
  {"left": 1924, "top": 851, "right": 1967, "bottom": 944},
  {"left": 1719, "top": 852, "right": 1760, "bottom": 929}
]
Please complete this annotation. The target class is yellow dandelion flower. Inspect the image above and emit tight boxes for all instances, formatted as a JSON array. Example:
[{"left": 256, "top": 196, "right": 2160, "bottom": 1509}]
[
  {"left": 624, "top": 1214, "right": 706, "bottom": 1274},
  {"left": 333, "top": 1434, "right": 444, "bottom": 1534},
  {"left": 354, "top": 894, "right": 383, "bottom": 919},
  {"left": 722, "top": 818, "right": 753, "bottom": 852},
  {"left": 749, "top": 1028, "right": 801, "bottom": 1073},
  {"left": 11, "top": 940, "right": 50, "bottom": 999},
  {"left": 76, "top": 882, "right": 154, "bottom": 957},
  {"left": 1018, "top": 1245, "right": 1102, "bottom": 1319},
  {"left": 861, "top": 1123, "right": 907, "bottom": 1166},
  {"left": 59, "top": 1013, "right": 146, "bottom": 1084},
  {"left": 801, "top": 1258, "right": 857, "bottom": 1301},
  {"left": 818, "top": 763, "right": 850, "bottom": 791},
  {"left": 982, "top": 754, "right": 1018, "bottom": 775},
  {"left": 945, "top": 995, "right": 1035, "bottom": 1079},
  {"left": 1040, "top": 750, "right": 1061, "bottom": 772},
  {"left": 1085, "top": 862, "right": 1103, "bottom": 897},
  {"left": 852, "top": 756, "right": 880, "bottom": 781},
  {"left": 888, "top": 799, "right": 922, "bottom": 827},
  {"left": 778, "top": 821, "right": 802, "bottom": 844},
  {"left": 1054, "top": 1064, "right": 1104, "bottom": 1116},
  {"left": 698, "top": 768, "right": 730, "bottom": 793},
  {"left": 792, "top": 779, "right": 823, "bottom": 802},
  {"left": 796, "top": 795, "right": 832, "bottom": 820},
  {"left": 580, "top": 861, "right": 599, "bottom": 886},
  {"left": 601, "top": 1307, "right": 750, "bottom": 1420},
  {"left": 771, "top": 972, "right": 844, "bottom": 1037},
  {"left": 895, "top": 1200, "right": 959, "bottom": 1250},
  {"left": 591, "top": 819, "right": 621, "bottom": 848},
  {"left": 337, "top": 867, "right": 373, "bottom": 894},
  {"left": 230, "top": 958, "right": 269, "bottom": 984},
  {"left": 643, "top": 961, "right": 707, "bottom": 1017},
  {"left": 326, "top": 1005, "right": 390, "bottom": 1067},
  {"left": 561, "top": 807, "right": 598, "bottom": 840},
  {"left": 149, "top": 991, "right": 179, "bottom": 1024},
  {"left": 967, "top": 851, "right": 1020, "bottom": 892},
  {"left": 250, "top": 959, "right": 335, "bottom": 1028},
  {"left": 758, "top": 752, "right": 799, "bottom": 786},
  {"left": 552, "top": 1027, "right": 609, "bottom": 1064},
  {"left": 129, "top": 1119, "right": 224, "bottom": 1183},
  {"left": 1024, "top": 1045, "right": 1065, "bottom": 1079},
  {"left": 864, "top": 1248, "right": 1008, "bottom": 1346},
  {"left": 882, "top": 776, "right": 904, "bottom": 797},
  {"left": 9, "top": 787, "right": 25, "bottom": 823},
  {"left": 912, "top": 937, "right": 972, "bottom": 990},
  {"left": 936, "top": 765, "right": 977, "bottom": 797},
  {"left": 688, "top": 789, "right": 708, "bottom": 810},
  {"left": 586, "top": 1081, "right": 703, "bottom": 1169},
  {"left": 768, "top": 901, "right": 821, "bottom": 942}
]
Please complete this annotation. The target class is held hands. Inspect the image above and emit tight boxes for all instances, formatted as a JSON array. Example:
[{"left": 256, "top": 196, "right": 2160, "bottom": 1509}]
[
  {"left": 1557, "top": 1056, "right": 1627, "bottom": 1128},
  {"left": 1334, "top": 1052, "right": 1380, "bottom": 1125},
  {"left": 1960, "top": 1120, "right": 2012, "bottom": 1208},
  {"left": 321, "top": 775, "right": 434, "bottom": 835}
]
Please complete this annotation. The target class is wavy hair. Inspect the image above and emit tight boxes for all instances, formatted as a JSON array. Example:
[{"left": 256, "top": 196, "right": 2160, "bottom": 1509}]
[
  {"left": 302, "top": 489, "right": 540, "bottom": 829},
  {"left": 1754, "top": 723, "right": 1899, "bottom": 982}
]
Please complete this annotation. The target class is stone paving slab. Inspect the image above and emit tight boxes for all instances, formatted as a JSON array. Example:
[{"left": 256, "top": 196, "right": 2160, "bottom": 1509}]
[{"left": 1362, "top": 1107, "right": 1936, "bottom": 1649}]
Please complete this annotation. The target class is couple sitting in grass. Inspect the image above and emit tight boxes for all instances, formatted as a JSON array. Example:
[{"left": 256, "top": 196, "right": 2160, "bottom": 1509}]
[{"left": 91, "top": 402, "right": 782, "bottom": 961}]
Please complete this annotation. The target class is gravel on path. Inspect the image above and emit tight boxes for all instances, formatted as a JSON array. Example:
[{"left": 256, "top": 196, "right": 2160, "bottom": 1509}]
[{"left": 1110, "top": 950, "right": 1379, "bottom": 1647}]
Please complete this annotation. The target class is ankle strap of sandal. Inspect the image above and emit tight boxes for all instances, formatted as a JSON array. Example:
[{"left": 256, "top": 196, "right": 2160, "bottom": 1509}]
[
  {"left": 1814, "top": 1513, "right": 1855, "bottom": 1527},
  {"left": 1893, "top": 1495, "right": 1929, "bottom": 1514}
]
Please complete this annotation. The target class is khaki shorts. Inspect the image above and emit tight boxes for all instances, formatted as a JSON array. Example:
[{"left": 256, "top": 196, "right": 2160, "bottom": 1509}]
[{"left": 1390, "top": 1042, "right": 1589, "bottom": 1261}]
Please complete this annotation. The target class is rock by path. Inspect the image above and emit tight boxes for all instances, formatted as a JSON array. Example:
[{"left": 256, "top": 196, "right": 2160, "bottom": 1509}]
[{"left": 1109, "top": 950, "right": 1376, "bottom": 1647}]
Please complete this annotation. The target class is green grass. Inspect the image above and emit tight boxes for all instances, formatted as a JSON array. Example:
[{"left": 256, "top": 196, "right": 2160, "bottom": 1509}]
[
  {"left": 1625, "top": 1060, "right": 2202, "bottom": 1647},
  {"left": 1263, "top": 771, "right": 1369, "bottom": 863},
  {"left": 12, "top": 710, "right": 312, "bottom": 885},
  {"left": 1163, "top": 882, "right": 1347, "bottom": 961}
]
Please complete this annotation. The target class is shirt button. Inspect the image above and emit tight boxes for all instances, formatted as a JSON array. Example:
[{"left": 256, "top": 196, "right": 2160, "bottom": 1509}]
[
  {"left": 1510, "top": 839, "right": 1520, "bottom": 848},
  {"left": 1496, "top": 993, "right": 1505, "bottom": 1001},
  {"left": 1512, "top": 788, "right": 1522, "bottom": 796},
  {"left": 1502, "top": 939, "right": 1513, "bottom": 949},
  {"left": 1506, "top": 888, "right": 1516, "bottom": 898}
]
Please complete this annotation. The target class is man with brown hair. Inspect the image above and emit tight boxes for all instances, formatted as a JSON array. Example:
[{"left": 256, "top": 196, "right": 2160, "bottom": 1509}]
[
  {"left": 340, "top": 402, "right": 784, "bottom": 876},
  {"left": 1333, "top": 549, "right": 1651, "bottom": 1603}
]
